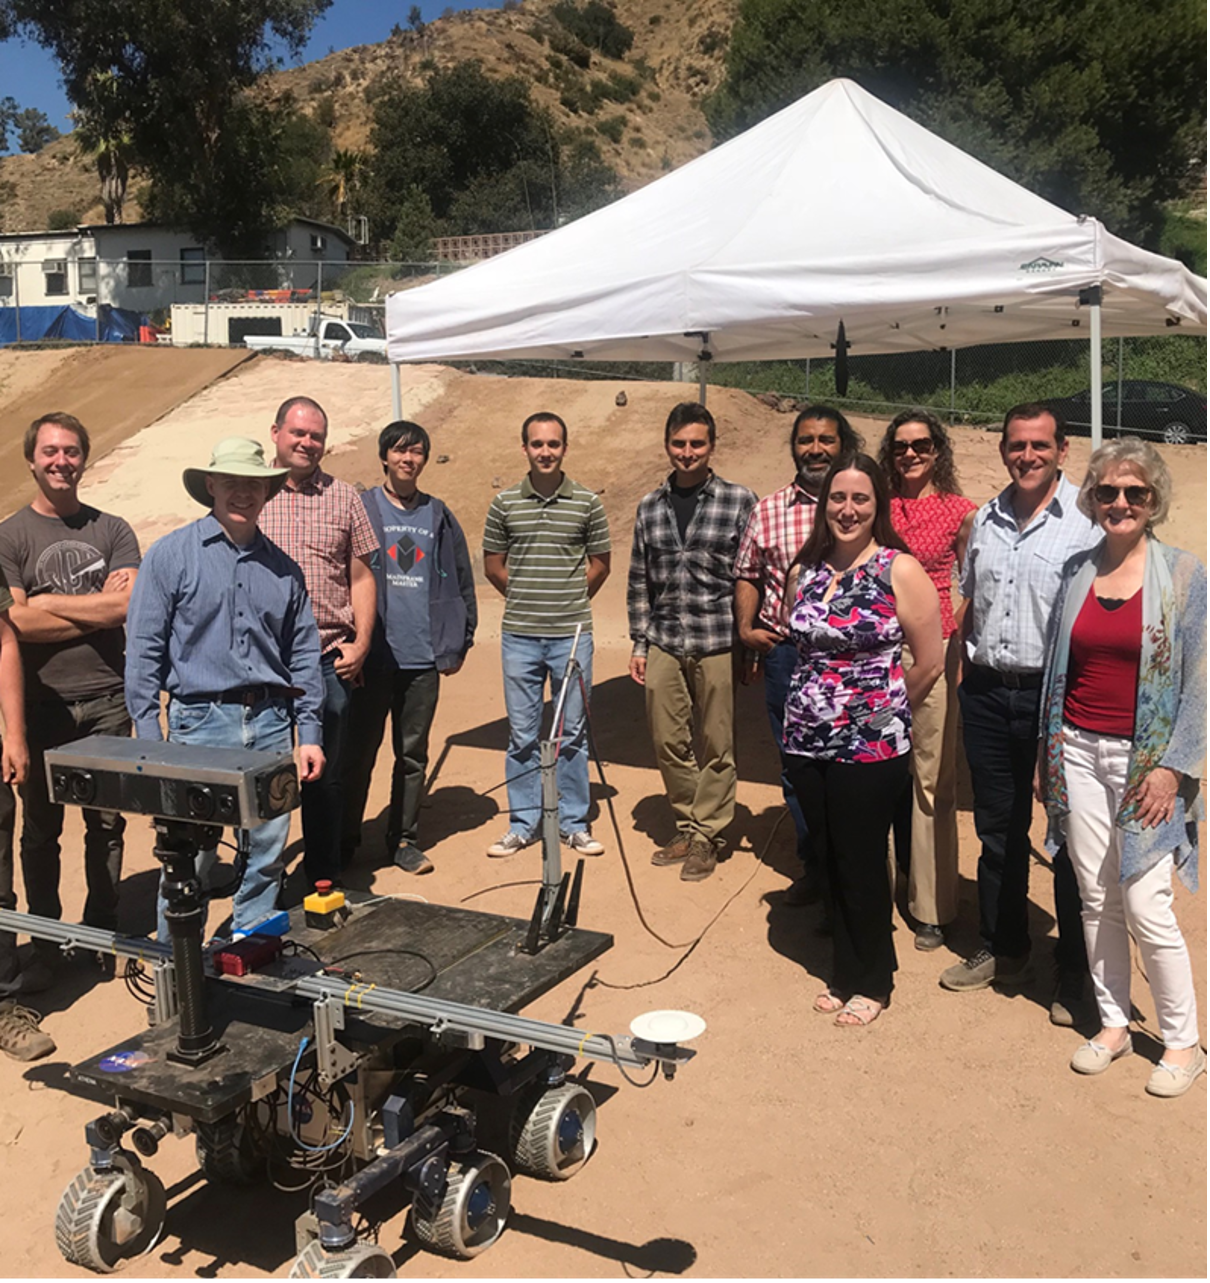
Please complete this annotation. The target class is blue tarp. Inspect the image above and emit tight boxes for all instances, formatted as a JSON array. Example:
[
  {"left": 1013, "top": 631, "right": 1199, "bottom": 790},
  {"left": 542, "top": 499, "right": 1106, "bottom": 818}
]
[{"left": 0, "top": 304, "right": 149, "bottom": 345}]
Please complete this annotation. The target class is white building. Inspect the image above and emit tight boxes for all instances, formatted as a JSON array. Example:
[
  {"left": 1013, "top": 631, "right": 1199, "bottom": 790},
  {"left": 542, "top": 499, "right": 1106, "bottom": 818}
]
[{"left": 0, "top": 217, "right": 355, "bottom": 314}]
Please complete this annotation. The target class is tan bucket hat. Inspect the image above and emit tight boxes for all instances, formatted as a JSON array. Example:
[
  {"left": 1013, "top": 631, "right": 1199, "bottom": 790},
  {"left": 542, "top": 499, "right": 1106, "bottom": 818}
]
[{"left": 183, "top": 437, "right": 289, "bottom": 508}]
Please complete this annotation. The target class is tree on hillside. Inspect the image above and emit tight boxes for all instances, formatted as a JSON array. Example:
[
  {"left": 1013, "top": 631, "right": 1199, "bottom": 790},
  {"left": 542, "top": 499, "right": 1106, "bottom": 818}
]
[
  {"left": 0, "top": 96, "right": 18, "bottom": 151},
  {"left": 0, "top": 0, "right": 332, "bottom": 255},
  {"left": 14, "top": 108, "right": 59, "bottom": 152},
  {"left": 704, "top": 0, "right": 1206, "bottom": 248},
  {"left": 362, "top": 60, "right": 619, "bottom": 246}
]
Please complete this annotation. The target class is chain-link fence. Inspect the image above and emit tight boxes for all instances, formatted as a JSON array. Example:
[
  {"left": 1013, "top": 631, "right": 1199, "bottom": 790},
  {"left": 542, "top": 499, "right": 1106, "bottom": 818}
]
[
  {"left": 0, "top": 254, "right": 1204, "bottom": 438},
  {"left": 0, "top": 258, "right": 458, "bottom": 345},
  {"left": 453, "top": 335, "right": 1208, "bottom": 441}
]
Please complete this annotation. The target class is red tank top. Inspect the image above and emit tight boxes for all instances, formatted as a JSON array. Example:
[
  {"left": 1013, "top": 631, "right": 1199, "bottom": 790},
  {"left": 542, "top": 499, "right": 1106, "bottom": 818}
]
[{"left": 1063, "top": 585, "right": 1141, "bottom": 737}]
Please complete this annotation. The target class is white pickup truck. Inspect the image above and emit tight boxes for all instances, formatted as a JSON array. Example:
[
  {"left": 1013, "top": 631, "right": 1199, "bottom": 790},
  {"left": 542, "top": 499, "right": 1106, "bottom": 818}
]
[{"left": 244, "top": 316, "right": 387, "bottom": 360}]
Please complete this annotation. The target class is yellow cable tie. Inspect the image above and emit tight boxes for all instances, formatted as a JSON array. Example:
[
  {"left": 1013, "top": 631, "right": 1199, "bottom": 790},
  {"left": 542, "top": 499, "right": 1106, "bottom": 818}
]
[
  {"left": 357, "top": 984, "right": 376, "bottom": 1009},
  {"left": 577, "top": 1030, "right": 601, "bottom": 1057},
  {"left": 343, "top": 983, "right": 361, "bottom": 1007}
]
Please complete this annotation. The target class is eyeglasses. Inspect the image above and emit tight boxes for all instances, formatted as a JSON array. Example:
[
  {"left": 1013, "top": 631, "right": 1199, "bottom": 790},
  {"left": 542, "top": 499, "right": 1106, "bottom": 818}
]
[
  {"left": 891, "top": 438, "right": 935, "bottom": 457},
  {"left": 1093, "top": 484, "right": 1151, "bottom": 507}
]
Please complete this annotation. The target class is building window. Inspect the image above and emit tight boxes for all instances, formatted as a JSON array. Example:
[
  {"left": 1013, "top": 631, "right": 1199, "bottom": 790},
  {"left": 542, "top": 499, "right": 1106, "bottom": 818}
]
[
  {"left": 126, "top": 250, "right": 152, "bottom": 289},
  {"left": 0, "top": 271, "right": 12, "bottom": 300},
  {"left": 43, "top": 260, "right": 68, "bottom": 295},
  {"left": 180, "top": 247, "right": 206, "bottom": 286},
  {"left": 310, "top": 233, "right": 327, "bottom": 254},
  {"left": 79, "top": 258, "right": 98, "bottom": 294}
]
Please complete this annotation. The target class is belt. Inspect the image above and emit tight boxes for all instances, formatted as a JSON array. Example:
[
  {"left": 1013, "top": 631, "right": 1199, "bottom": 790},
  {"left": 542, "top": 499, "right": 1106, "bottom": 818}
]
[
  {"left": 189, "top": 685, "right": 292, "bottom": 707},
  {"left": 971, "top": 665, "right": 1042, "bottom": 690}
]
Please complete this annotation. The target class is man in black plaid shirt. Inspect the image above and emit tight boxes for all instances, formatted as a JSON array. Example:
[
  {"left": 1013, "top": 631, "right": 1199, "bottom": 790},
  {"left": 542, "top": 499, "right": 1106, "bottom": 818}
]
[{"left": 628, "top": 403, "right": 757, "bottom": 882}]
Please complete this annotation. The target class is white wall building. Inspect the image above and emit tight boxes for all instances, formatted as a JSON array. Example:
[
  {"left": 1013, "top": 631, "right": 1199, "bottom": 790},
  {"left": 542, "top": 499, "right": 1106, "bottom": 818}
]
[{"left": 0, "top": 217, "right": 354, "bottom": 314}]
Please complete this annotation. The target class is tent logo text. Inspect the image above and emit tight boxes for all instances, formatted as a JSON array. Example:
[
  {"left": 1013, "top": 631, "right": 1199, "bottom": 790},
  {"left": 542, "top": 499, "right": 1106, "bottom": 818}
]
[{"left": 1019, "top": 256, "right": 1064, "bottom": 273}]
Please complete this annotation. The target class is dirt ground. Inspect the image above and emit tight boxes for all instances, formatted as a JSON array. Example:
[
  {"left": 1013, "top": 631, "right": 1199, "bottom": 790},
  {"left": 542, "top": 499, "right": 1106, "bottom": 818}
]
[{"left": 0, "top": 350, "right": 1205, "bottom": 1279}]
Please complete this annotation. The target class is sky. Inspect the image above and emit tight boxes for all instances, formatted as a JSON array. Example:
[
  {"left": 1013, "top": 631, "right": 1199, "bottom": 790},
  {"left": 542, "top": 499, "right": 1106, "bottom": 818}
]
[{"left": 0, "top": 0, "right": 503, "bottom": 153}]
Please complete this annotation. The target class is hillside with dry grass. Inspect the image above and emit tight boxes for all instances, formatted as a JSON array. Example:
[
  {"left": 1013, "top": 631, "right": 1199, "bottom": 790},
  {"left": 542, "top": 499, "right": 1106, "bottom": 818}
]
[{"left": 1, "top": 0, "right": 736, "bottom": 236}]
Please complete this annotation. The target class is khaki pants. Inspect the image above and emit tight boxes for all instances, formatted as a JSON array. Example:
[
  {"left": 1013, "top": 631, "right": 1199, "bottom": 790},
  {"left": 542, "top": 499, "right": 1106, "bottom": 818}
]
[
  {"left": 645, "top": 645, "right": 736, "bottom": 844},
  {"left": 901, "top": 639, "right": 961, "bottom": 926}
]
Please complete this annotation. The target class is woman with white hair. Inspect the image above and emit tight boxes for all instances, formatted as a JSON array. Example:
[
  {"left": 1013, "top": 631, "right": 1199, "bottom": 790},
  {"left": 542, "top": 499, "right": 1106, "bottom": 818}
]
[{"left": 1039, "top": 436, "right": 1205, "bottom": 1097}]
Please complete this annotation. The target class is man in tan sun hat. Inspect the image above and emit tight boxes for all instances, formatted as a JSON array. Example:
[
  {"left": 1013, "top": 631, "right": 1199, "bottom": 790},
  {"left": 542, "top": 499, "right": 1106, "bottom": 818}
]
[{"left": 125, "top": 437, "right": 325, "bottom": 941}]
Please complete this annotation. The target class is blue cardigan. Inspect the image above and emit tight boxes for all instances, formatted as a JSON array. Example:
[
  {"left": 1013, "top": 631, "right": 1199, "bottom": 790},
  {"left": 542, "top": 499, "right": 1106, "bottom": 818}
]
[{"left": 1041, "top": 537, "right": 1206, "bottom": 891}]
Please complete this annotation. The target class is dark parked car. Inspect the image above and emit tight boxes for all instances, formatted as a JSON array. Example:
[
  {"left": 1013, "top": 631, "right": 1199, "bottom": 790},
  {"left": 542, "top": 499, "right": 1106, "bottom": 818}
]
[{"left": 1046, "top": 381, "right": 1207, "bottom": 444}]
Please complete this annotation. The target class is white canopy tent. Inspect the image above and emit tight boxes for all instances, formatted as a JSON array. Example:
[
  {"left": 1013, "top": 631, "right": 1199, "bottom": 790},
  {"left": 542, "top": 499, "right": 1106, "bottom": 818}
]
[{"left": 386, "top": 78, "right": 1207, "bottom": 443}]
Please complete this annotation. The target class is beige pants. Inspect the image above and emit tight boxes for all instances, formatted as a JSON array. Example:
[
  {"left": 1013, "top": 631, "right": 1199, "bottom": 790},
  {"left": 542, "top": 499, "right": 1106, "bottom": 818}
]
[
  {"left": 645, "top": 645, "right": 736, "bottom": 844},
  {"left": 902, "top": 639, "right": 962, "bottom": 926}
]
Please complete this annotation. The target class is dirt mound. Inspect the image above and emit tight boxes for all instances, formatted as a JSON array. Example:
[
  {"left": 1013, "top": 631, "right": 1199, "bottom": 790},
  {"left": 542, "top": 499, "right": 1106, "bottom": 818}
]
[{"left": 0, "top": 345, "right": 254, "bottom": 518}]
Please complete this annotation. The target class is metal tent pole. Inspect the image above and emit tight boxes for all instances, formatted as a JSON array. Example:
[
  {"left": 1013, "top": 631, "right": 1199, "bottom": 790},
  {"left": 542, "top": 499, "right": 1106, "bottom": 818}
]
[
  {"left": 1082, "top": 285, "right": 1104, "bottom": 448},
  {"left": 391, "top": 362, "right": 403, "bottom": 420}
]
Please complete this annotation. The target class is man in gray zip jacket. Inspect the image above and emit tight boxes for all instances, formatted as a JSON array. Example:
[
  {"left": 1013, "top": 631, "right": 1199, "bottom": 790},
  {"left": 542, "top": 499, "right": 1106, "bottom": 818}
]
[{"left": 340, "top": 421, "right": 477, "bottom": 875}]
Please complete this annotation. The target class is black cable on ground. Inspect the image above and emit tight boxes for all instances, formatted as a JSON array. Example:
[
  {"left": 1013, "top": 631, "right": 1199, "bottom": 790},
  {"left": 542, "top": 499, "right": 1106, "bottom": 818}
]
[{"left": 578, "top": 668, "right": 789, "bottom": 977}]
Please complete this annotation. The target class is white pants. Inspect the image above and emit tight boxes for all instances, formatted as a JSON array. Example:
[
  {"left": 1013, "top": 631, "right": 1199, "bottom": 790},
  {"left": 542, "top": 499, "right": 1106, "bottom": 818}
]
[{"left": 1061, "top": 724, "right": 1199, "bottom": 1050}]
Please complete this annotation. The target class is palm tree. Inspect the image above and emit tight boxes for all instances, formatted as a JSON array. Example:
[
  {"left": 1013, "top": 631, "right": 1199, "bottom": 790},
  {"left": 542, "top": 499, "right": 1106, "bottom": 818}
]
[
  {"left": 71, "top": 72, "right": 134, "bottom": 225},
  {"left": 321, "top": 148, "right": 366, "bottom": 224}
]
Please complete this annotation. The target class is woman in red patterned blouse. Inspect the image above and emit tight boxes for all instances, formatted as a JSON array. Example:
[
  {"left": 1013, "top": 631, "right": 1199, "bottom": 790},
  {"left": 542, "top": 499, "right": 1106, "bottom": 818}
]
[{"left": 877, "top": 410, "right": 976, "bottom": 953}]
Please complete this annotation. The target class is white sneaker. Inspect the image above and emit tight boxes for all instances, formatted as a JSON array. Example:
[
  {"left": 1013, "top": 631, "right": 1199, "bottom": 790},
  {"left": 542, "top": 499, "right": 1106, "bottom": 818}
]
[
  {"left": 563, "top": 831, "right": 605, "bottom": 857},
  {"left": 486, "top": 831, "right": 531, "bottom": 858}
]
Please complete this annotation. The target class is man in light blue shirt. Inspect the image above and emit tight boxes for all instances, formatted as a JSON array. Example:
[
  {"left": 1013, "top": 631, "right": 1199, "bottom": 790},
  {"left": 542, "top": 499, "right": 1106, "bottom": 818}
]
[
  {"left": 941, "top": 404, "right": 1100, "bottom": 1020},
  {"left": 125, "top": 438, "right": 324, "bottom": 939}
]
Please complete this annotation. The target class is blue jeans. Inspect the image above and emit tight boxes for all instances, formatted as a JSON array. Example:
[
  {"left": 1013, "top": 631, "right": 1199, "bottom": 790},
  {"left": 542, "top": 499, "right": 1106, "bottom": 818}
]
[
  {"left": 156, "top": 696, "right": 294, "bottom": 942},
  {"left": 763, "top": 640, "right": 810, "bottom": 865},
  {"left": 501, "top": 632, "right": 593, "bottom": 839}
]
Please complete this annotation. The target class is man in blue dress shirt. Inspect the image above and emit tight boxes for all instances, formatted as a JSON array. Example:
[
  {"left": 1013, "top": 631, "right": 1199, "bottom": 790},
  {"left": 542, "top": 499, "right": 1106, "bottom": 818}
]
[{"left": 125, "top": 438, "right": 325, "bottom": 939}]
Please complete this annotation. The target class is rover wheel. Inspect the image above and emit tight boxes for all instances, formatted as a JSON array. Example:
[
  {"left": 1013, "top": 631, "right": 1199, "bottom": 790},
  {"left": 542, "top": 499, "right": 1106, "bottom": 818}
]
[
  {"left": 54, "top": 1159, "right": 167, "bottom": 1273},
  {"left": 288, "top": 1239, "right": 396, "bottom": 1278},
  {"left": 510, "top": 1081, "right": 597, "bottom": 1180},
  {"left": 410, "top": 1150, "right": 511, "bottom": 1258}
]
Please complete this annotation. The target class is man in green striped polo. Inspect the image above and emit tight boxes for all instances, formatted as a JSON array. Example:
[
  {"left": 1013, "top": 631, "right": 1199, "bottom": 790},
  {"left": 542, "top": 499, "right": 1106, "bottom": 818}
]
[{"left": 482, "top": 412, "right": 611, "bottom": 858}]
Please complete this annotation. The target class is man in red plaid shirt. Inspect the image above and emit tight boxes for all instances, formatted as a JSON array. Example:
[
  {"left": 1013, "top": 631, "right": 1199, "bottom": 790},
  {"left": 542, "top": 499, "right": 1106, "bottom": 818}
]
[
  {"left": 261, "top": 396, "right": 377, "bottom": 887},
  {"left": 733, "top": 405, "right": 861, "bottom": 907}
]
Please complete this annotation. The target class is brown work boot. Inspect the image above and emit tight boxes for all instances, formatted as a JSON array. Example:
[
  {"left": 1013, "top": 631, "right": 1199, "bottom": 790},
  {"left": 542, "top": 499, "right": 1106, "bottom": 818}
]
[
  {"left": 651, "top": 834, "right": 693, "bottom": 866},
  {"left": 680, "top": 838, "right": 718, "bottom": 883},
  {"left": 0, "top": 1000, "right": 56, "bottom": 1061}
]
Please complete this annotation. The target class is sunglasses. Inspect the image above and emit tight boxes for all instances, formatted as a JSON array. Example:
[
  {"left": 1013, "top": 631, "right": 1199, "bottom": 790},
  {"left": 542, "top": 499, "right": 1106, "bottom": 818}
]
[
  {"left": 891, "top": 438, "right": 935, "bottom": 457},
  {"left": 1093, "top": 484, "right": 1151, "bottom": 507}
]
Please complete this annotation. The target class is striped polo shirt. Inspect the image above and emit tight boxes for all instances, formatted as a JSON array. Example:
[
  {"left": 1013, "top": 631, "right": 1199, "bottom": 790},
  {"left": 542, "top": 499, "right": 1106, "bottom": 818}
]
[{"left": 483, "top": 473, "right": 611, "bottom": 636}]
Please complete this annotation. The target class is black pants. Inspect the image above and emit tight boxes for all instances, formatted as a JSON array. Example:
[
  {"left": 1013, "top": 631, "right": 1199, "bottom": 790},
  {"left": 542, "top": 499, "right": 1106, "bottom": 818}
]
[
  {"left": 786, "top": 753, "right": 909, "bottom": 999},
  {"left": 21, "top": 691, "right": 128, "bottom": 952},
  {"left": 959, "top": 671, "right": 1087, "bottom": 971},
  {"left": 0, "top": 777, "right": 18, "bottom": 998},
  {"left": 341, "top": 667, "right": 441, "bottom": 862},
  {"left": 300, "top": 652, "right": 351, "bottom": 885}
]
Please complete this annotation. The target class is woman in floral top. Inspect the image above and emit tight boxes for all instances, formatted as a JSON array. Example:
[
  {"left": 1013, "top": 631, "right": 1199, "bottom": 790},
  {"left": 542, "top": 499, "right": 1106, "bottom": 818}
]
[
  {"left": 877, "top": 410, "right": 976, "bottom": 953},
  {"left": 783, "top": 454, "right": 943, "bottom": 1027}
]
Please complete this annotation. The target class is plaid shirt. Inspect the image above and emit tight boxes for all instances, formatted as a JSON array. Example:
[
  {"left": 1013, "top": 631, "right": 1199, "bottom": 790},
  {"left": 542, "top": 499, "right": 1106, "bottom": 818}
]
[
  {"left": 260, "top": 467, "right": 377, "bottom": 655},
  {"left": 629, "top": 472, "right": 757, "bottom": 658},
  {"left": 733, "top": 480, "right": 818, "bottom": 637}
]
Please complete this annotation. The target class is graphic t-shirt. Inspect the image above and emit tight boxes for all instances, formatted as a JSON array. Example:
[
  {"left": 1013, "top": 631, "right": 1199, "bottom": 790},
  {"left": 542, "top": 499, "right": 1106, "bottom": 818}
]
[
  {"left": 370, "top": 488, "right": 435, "bottom": 669},
  {"left": 0, "top": 505, "right": 141, "bottom": 701}
]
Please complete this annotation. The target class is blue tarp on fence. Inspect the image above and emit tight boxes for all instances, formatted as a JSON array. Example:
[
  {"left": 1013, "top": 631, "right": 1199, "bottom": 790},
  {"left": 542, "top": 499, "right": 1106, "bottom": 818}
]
[{"left": 0, "top": 304, "right": 149, "bottom": 345}]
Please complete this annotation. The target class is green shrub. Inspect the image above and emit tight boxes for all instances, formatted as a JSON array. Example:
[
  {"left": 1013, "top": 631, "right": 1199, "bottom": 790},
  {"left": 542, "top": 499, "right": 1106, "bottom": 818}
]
[
  {"left": 46, "top": 207, "right": 81, "bottom": 231},
  {"left": 552, "top": 0, "right": 635, "bottom": 59},
  {"left": 595, "top": 114, "right": 626, "bottom": 143}
]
